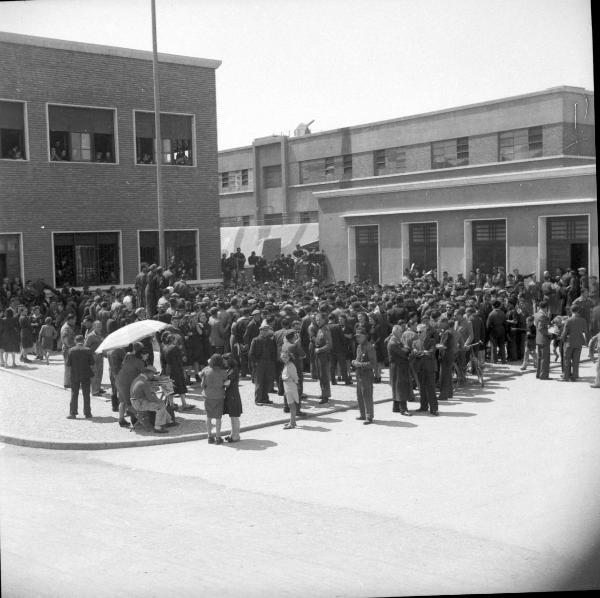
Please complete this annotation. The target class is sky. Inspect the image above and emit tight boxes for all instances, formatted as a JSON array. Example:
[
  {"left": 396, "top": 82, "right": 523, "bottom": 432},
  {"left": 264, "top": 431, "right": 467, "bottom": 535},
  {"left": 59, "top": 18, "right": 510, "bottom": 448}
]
[{"left": 0, "top": 0, "right": 594, "bottom": 150}]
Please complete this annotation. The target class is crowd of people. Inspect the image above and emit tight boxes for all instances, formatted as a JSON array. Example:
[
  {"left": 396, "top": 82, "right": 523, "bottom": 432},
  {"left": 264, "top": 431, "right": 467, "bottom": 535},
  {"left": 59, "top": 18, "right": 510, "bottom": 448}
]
[
  {"left": 221, "top": 245, "right": 328, "bottom": 285},
  {"left": 1, "top": 261, "right": 599, "bottom": 440}
]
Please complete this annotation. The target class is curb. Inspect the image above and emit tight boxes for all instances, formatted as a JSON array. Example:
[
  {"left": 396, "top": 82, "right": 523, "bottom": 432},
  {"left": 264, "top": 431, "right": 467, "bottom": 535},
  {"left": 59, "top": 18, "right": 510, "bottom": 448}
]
[
  {"left": 0, "top": 362, "right": 574, "bottom": 451},
  {"left": 0, "top": 396, "right": 393, "bottom": 451}
]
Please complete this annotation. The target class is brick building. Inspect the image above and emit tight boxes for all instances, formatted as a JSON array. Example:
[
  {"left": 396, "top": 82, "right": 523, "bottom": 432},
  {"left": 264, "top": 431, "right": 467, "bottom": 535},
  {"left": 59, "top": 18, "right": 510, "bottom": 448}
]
[
  {"left": 0, "top": 31, "right": 221, "bottom": 287},
  {"left": 218, "top": 87, "right": 597, "bottom": 283}
]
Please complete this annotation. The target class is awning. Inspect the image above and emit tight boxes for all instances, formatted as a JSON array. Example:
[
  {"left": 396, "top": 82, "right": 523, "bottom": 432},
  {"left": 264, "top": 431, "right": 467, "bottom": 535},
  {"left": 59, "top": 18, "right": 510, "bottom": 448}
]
[{"left": 220, "top": 223, "right": 319, "bottom": 260}]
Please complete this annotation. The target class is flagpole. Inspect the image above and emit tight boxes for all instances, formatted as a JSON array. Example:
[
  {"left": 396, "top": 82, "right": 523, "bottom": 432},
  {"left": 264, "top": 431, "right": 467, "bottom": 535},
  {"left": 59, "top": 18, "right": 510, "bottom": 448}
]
[{"left": 151, "top": 0, "right": 165, "bottom": 268}]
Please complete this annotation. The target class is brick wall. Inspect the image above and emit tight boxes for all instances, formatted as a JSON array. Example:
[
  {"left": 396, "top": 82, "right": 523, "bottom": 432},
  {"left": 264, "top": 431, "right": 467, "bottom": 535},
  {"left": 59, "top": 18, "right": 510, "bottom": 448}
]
[{"left": 0, "top": 39, "right": 221, "bottom": 284}]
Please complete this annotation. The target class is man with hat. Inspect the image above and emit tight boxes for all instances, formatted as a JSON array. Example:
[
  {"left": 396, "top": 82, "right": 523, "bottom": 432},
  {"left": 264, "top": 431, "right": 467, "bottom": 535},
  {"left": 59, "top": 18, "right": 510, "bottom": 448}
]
[
  {"left": 312, "top": 312, "right": 332, "bottom": 404},
  {"left": 352, "top": 327, "right": 377, "bottom": 424},
  {"left": 413, "top": 323, "right": 439, "bottom": 416},
  {"left": 248, "top": 322, "right": 277, "bottom": 405}
]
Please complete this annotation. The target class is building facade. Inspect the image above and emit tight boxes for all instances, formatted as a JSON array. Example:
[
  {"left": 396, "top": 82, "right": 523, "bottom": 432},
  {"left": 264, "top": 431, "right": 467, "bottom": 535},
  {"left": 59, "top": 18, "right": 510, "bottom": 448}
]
[
  {"left": 0, "top": 32, "right": 221, "bottom": 287},
  {"left": 218, "top": 86, "right": 596, "bottom": 283}
]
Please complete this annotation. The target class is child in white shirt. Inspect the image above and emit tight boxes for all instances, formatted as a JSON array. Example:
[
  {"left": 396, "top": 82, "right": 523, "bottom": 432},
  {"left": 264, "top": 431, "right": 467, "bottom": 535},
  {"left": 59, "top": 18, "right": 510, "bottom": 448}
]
[{"left": 281, "top": 351, "right": 299, "bottom": 429}]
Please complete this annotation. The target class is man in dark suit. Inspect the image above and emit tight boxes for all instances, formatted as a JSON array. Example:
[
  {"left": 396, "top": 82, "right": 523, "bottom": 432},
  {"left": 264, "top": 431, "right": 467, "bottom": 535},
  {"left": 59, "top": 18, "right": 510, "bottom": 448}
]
[
  {"left": 66, "top": 335, "right": 95, "bottom": 419},
  {"left": 248, "top": 323, "right": 277, "bottom": 405},
  {"left": 534, "top": 300, "right": 552, "bottom": 380},
  {"left": 559, "top": 304, "right": 588, "bottom": 382}
]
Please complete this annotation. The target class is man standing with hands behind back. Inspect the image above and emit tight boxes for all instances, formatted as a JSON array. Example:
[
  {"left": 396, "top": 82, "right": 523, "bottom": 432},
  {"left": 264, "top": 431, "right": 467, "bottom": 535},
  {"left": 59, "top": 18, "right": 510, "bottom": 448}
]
[{"left": 66, "top": 335, "right": 95, "bottom": 419}]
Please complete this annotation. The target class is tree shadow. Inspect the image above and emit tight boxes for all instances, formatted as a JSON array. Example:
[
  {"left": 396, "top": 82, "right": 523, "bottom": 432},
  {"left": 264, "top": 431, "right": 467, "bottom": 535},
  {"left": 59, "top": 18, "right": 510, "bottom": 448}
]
[{"left": 226, "top": 438, "right": 278, "bottom": 451}]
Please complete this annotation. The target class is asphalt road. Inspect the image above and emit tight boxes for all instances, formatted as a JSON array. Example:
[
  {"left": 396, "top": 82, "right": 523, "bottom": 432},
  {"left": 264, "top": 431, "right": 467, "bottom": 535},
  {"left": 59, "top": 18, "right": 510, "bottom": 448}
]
[{"left": 2, "top": 361, "right": 600, "bottom": 598}]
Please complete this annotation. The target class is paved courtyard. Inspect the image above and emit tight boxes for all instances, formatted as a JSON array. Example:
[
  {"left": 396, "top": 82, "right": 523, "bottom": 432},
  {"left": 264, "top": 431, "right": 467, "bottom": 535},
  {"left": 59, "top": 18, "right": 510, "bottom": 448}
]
[{"left": 1, "top": 355, "right": 600, "bottom": 597}]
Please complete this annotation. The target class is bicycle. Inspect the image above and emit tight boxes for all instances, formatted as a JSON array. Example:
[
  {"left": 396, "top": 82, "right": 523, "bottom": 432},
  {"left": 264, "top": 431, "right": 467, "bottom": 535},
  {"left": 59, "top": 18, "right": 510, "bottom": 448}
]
[{"left": 451, "top": 342, "right": 485, "bottom": 388}]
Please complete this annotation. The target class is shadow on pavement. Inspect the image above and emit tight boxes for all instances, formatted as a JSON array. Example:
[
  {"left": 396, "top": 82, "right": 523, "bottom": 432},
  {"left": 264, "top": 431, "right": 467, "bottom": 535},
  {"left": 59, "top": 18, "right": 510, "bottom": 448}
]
[
  {"left": 89, "top": 416, "right": 120, "bottom": 424},
  {"left": 438, "top": 411, "right": 476, "bottom": 417},
  {"left": 311, "top": 416, "right": 343, "bottom": 423},
  {"left": 226, "top": 438, "right": 278, "bottom": 450},
  {"left": 296, "top": 425, "right": 331, "bottom": 432},
  {"left": 373, "top": 419, "right": 417, "bottom": 428}
]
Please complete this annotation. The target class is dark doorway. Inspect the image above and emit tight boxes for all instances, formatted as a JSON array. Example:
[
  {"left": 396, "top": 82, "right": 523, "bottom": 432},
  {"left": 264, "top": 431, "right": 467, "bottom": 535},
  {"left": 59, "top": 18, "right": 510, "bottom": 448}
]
[
  {"left": 472, "top": 220, "right": 506, "bottom": 275},
  {"left": 546, "top": 216, "right": 588, "bottom": 273},
  {"left": 355, "top": 225, "right": 379, "bottom": 283},
  {"left": 409, "top": 222, "right": 437, "bottom": 273}
]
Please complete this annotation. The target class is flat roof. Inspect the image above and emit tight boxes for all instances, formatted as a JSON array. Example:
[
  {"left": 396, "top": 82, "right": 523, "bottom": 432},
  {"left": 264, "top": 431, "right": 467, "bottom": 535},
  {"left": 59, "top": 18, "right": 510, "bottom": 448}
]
[
  {"left": 0, "top": 31, "right": 221, "bottom": 69},
  {"left": 314, "top": 164, "right": 597, "bottom": 199}
]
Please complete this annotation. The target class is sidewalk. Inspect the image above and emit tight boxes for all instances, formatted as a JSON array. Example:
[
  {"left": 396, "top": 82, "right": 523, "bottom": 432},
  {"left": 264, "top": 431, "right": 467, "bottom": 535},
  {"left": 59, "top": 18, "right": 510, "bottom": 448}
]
[{"left": 0, "top": 351, "right": 574, "bottom": 449}]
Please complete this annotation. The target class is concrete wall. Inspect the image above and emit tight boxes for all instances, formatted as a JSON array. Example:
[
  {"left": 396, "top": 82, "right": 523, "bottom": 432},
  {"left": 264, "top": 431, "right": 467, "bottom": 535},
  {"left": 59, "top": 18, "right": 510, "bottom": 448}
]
[{"left": 318, "top": 172, "right": 597, "bottom": 283}]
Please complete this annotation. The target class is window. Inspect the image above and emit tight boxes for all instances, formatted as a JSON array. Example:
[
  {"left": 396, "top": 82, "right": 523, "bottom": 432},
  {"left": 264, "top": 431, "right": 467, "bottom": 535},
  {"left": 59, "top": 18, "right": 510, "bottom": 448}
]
[
  {"left": 471, "top": 220, "right": 506, "bottom": 274},
  {"left": 138, "top": 230, "right": 198, "bottom": 279},
  {"left": 374, "top": 147, "right": 406, "bottom": 175},
  {"left": 409, "top": 223, "right": 437, "bottom": 273},
  {"left": 54, "top": 232, "right": 120, "bottom": 286},
  {"left": 499, "top": 126, "right": 543, "bottom": 161},
  {"left": 263, "top": 213, "right": 283, "bottom": 225},
  {"left": 48, "top": 105, "right": 115, "bottom": 163},
  {"left": 220, "top": 168, "right": 253, "bottom": 193},
  {"left": 0, "top": 100, "right": 26, "bottom": 159},
  {"left": 263, "top": 164, "right": 282, "bottom": 188},
  {"left": 299, "top": 211, "right": 319, "bottom": 223},
  {"left": 220, "top": 172, "right": 229, "bottom": 190},
  {"left": 432, "top": 137, "right": 469, "bottom": 169},
  {"left": 546, "top": 216, "right": 588, "bottom": 274},
  {"left": 0, "top": 233, "right": 22, "bottom": 280},
  {"left": 299, "top": 156, "right": 348, "bottom": 183},
  {"left": 220, "top": 216, "right": 251, "bottom": 227},
  {"left": 134, "top": 111, "right": 193, "bottom": 166},
  {"left": 343, "top": 154, "right": 352, "bottom": 176},
  {"left": 324, "top": 157, "right": 335, "bottom": 178}
]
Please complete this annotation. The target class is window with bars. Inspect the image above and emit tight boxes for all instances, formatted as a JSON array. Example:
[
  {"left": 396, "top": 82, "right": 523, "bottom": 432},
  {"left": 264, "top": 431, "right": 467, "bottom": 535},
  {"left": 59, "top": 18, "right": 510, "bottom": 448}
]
[
  {"left": 220, "top": 216, "right": 252, "bottom": 227},
  {"left": 299, "top": 211, "right": 319, "bottom": 223},
  {"left": 219, "top": 168, "right": 253, "bottom": 193},
  {"left": 324, "top": 157, "right": 335, "bottom": 178},
  {"left": 0, "top": 100, "right": 26, "bottom": 159},
  {"left": 48, "top": 105, "right": 115, "bottom": 163},
  {"left": 473, "top": 220, "right": 506, "bottom": 242},
  {"left": 432, "top": 137, "right": 469, "bottom": 169},
  {"left": 343, "top": 154, "right": 353, "bottom": 176},
  {"left": 54, "top": 232, "right": 120, "bottom": 286},
  {"left": 547, "top": 216, "right": 588, "bottom": 241},
  {"left": 263, "top": 213, "right": 283, "bottom": 225},
  {"left": 263, "top": 165, "right": 282, "bottom": 188},
  {"left": 499, "top": 126, "right": 543, "bottom": 161},
  {"left": 409, "top": 223, "right": 437, "bottom": 273},
  {"left": 138, "top": 230, "right": 198, "bottom": 279},
  {"left": 134, "top": 111, "right": 193, "bottom": 165},
  {"left": 356, "top": 226, "right": 378, "bottom": 246},
  {"left": 374, "top": 147, "right": 406, "bottom": 175}
]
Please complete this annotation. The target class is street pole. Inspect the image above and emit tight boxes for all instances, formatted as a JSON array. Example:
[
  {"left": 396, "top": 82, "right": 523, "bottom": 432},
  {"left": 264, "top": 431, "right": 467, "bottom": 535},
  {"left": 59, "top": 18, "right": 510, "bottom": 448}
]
[{"left": 151, "top": 0, "right": 165, "bottom": 268}]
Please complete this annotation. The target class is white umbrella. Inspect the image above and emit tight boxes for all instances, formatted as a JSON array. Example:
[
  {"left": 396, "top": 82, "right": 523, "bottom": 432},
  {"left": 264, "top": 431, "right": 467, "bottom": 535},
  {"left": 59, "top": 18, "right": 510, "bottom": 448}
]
[{"left": 95, "top": 320, "right": 169, "bottom": 354}]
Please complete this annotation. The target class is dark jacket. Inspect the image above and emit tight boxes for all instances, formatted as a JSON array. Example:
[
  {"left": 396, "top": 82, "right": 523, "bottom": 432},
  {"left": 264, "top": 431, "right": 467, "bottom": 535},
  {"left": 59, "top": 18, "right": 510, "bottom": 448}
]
[{"left": 66, "top": 344, "right": 95, "bottom": 381}]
